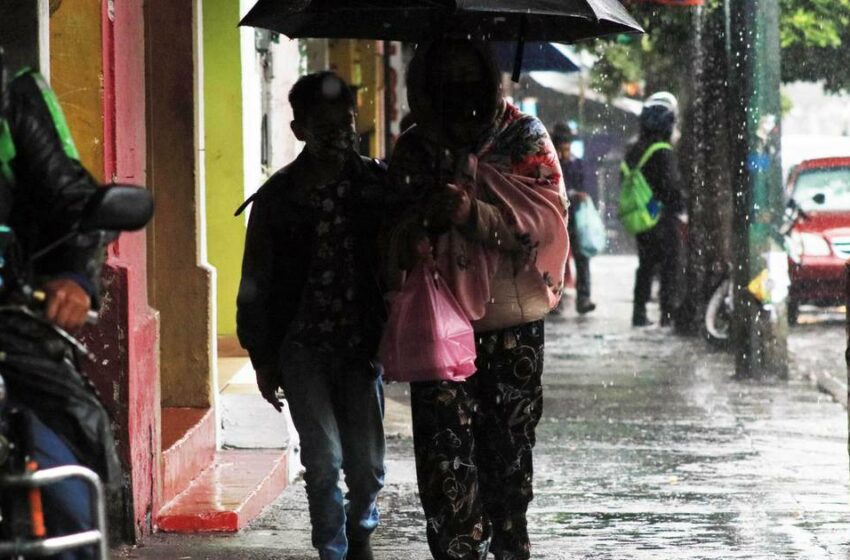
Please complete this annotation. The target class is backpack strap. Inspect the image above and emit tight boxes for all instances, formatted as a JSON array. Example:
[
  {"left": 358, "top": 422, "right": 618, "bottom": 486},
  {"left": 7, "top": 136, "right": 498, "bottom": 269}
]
[
  {"left": 636, "top": 142, "right": 672, "bottom": 171},
  {"left": 234, "top": 169, "right": 293, "bottom": 216},
  {"left": 620, "top": 142, "right": 671, "bottom": 176},
  {"left": 234, "top": 191, "right": 259, "bottom": 217}
]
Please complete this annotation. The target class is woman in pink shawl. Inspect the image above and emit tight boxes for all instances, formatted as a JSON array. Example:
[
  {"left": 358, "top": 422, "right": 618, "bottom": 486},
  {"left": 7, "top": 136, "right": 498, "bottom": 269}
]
[{"left": 387, "top": 39, "right": 569, "bottom": 560}]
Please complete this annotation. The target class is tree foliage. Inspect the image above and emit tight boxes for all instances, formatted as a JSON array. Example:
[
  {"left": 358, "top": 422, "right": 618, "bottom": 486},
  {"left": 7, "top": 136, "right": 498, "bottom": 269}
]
[
  {"left": 591, "top": 0, "right": 850, "bottom": 98},
  {"left": 780, "top": 0, "right": 850, "bottom": 48},
  {"left": 588, "top": 4, "right": 695, "bottom": 100},
  {"left": 781, "top": 0, "right": 850, "bottom": 91}
]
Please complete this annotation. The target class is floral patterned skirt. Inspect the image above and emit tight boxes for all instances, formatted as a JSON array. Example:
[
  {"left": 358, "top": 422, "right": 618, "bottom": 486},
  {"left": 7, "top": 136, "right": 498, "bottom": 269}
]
[{"left": 410, "top": 320, "right": 545, "bottom": 560}]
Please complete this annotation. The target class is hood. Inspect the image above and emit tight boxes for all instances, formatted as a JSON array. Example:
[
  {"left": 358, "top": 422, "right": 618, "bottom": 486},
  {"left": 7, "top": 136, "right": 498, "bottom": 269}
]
[
  {"left": 795, "top": 211, "right": 850, "bottom": 238},
  {"left": 406, "top": 39, "right": 502, "bottom": 147}
]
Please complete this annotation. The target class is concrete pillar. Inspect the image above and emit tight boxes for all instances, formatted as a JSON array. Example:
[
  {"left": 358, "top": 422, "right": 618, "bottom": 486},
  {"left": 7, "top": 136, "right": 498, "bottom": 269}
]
[
  {"left": 107, "top": 0, "right": 161, "bottom": 537},
  {"left": 304, "top": 39, "right": 329, "bottom": 73},
  {"left": 269, "top": 37, "right": 302, "bottom": 170},
  {"left": 145, "top": 0, "right": 215, "bottom": 409},
  {"left": 51, "top": 0, "right": 161, "bottom": 539}
]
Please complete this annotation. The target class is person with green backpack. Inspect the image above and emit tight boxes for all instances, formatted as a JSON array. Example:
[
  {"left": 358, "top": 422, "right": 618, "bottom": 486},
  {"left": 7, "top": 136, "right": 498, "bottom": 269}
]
[{"left": 620, "top": 92, "right": 685, "bottom": 327}]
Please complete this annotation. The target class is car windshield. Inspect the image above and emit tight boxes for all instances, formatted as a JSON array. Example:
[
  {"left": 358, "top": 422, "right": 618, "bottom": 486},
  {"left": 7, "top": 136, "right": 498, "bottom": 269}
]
[{"left": 792, "top": 166, "right": 850, "bottom": 211}]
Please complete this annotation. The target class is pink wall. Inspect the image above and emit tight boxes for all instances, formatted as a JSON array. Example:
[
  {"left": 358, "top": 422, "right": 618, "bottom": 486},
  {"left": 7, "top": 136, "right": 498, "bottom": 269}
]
[{"left": 85, "top": 0, "right": 161, "bottom": 538}]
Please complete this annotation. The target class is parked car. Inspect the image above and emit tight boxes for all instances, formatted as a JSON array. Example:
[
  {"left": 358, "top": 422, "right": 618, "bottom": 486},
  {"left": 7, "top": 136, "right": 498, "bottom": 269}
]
[{"left": 786, "top": 157, "right": 850, "bottom": 324}]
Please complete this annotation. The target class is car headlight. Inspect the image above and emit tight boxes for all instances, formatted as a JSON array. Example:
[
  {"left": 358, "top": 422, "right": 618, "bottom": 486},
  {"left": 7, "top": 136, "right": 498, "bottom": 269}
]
[
  {"left": 789, "top": 231, "right": 803, "bottom": 259},
  {"left": 798, "top": 232, "right": 832, "bottom": 257}
]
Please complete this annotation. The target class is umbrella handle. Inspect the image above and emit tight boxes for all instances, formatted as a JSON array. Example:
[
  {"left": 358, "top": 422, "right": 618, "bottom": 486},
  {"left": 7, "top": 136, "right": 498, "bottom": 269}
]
[{"left": 511, "top": 15, "right": 527, "bottom": 83}]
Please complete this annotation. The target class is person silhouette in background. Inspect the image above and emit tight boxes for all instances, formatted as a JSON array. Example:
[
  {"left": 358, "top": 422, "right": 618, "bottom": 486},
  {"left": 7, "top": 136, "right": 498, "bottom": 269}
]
[{"left": 552, "top": 122, "right": 596, "bottom": 314}]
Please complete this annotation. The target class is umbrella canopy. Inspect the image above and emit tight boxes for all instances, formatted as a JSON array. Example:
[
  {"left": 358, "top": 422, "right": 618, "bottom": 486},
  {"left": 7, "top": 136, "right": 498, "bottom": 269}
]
[
  {"left": 240, "top": 0, "right": 643, "bottom": 44},
  {"left": 494, "top": 42, "right": 580, "bottom": 73}
]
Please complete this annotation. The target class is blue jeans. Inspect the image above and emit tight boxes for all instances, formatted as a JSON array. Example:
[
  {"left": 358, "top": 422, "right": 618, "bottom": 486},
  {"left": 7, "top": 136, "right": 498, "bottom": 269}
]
[
  {"left": 30, "top": 412, "right": 95, "bottom": 560},
  {"left": 279, "top": 344, "right": 386, "bottom": 560}
]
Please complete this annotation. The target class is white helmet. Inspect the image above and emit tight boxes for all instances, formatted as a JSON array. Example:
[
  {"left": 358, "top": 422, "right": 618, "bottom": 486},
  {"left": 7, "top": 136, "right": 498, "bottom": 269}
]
[{"left": 644, "top": 91, "right": 679, "bottom": 118}]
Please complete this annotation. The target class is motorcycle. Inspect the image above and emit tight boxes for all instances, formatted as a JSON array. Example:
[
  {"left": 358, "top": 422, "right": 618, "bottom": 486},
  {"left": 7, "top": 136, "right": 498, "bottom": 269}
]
[
  {"left": 0, "top": 185, "right": 153, "bottom": 559},
  {"left": 704, "top": 199, "right": 806, "bottom": 346}
]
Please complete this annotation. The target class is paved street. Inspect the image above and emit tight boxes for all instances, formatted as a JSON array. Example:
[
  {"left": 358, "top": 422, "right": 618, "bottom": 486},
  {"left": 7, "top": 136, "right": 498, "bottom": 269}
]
[{"left": 119, "top": 256, "right": 850, "bottom": 559}]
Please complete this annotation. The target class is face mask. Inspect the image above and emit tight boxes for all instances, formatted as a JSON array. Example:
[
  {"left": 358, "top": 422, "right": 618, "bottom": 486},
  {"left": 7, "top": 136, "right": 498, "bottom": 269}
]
[{"left": 304, "top": 126, "right": 358, "bottom": 162}]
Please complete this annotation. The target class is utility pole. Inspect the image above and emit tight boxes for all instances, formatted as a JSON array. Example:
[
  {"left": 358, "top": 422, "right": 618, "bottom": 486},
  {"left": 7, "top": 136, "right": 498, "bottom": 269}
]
[{"left": 726, "top": 0, "right": 789, "bottom": 378}]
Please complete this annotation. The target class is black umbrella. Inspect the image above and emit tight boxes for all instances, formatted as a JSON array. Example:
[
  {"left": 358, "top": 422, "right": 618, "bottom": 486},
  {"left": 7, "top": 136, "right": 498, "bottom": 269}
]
[
  {"left": 494, "top": 42, "right": 580, "bottom": 74},
  {"left": 240, "top": 0, "right": 642, "bottom": 80}
]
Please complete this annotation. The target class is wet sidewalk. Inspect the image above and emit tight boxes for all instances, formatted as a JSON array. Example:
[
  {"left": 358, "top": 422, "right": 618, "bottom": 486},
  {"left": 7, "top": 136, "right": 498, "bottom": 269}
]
[{"left": 119, "top": 256, "right": 850, "bottom": 559}]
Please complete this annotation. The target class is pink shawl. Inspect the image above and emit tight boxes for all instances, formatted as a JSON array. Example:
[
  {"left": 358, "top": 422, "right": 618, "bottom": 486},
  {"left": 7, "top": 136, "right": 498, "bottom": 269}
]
[{"left": 436, "top": 152, "right": 569, "bottom": 321}]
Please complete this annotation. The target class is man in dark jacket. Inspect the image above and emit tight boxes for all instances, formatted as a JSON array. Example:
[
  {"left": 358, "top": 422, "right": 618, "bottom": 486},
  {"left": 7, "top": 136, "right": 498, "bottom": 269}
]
[
  {"left": 0, "top": 54, "right": 115, "bottom": 560},
  {"left": 236, "top": 72, "right": 386, "bottom": 560},
  {"left": 625, "top": 92, "right": 685, "bottom": 327}
]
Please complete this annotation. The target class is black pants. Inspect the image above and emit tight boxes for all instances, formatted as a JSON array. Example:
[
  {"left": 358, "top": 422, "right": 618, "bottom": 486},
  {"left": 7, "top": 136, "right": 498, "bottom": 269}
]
[
  {"left": 410, "top": 321, "right": 545, "bottom": 560},
  {"left": 569, "top": 208, "right": 591, "bottom": 301},
  {"left": 634, "top": 219, "right": 679, "bottom": 320},
  {"left": 573, "top": 248, "right": 591, "bottom": 300}
]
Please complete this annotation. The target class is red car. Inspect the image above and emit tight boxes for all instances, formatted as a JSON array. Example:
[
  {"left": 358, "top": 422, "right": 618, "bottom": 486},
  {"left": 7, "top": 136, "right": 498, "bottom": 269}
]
[{"left": 786, "top": 157, "right": 850, "bottom": 324}]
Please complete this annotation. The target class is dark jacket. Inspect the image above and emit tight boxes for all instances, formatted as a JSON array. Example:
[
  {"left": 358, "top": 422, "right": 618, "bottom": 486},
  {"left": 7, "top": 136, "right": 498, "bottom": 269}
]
[
  {"left": 1, "top": 68, "right": 103, "bottom": 298},
  {"left": 625, "top": 136, "right": 685, "bottom": 219},
  {"left": 236, "top": 152, "right": 388, "bottom": 371},
  {"left": 561, "top": 156, "right": 585, "bottom": 196}
]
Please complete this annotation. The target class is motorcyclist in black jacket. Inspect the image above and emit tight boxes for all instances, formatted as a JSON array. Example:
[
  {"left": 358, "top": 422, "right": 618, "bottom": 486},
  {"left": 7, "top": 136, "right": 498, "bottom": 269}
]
[{"left": 0, "top": 52, "right": 120, "bottom": 560}]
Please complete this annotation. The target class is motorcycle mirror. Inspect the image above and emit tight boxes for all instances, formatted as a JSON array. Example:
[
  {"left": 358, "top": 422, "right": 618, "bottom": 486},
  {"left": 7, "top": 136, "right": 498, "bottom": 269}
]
[
  {"left": 812, "top": 193, "right": 826, "bottom": 205},
  {"left": 79, "top": 185, "right": 154, "bottom": 233}
]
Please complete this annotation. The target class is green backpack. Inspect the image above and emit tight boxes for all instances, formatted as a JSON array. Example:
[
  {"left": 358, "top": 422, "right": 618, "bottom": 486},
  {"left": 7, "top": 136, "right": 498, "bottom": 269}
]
[{"left": 618, "top": 142, "right": 671, "bottom": 235}]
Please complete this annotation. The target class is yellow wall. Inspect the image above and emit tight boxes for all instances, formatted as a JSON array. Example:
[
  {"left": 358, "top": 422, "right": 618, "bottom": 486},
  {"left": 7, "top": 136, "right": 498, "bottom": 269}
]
[
  {"left": 203, "top": 0, "right": 245, "bottom": 338},
  {"left": 329, "top": 40, "right": 385, "bottom": 158},
  {"left": 49, "top": 0, "right": 103, "bottom": 180}
]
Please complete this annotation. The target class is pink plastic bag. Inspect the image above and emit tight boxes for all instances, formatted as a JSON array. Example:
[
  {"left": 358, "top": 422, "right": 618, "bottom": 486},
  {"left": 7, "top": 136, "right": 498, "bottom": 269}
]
[{"left": 379, "top": 264, "right": 477, "bottom": 383}]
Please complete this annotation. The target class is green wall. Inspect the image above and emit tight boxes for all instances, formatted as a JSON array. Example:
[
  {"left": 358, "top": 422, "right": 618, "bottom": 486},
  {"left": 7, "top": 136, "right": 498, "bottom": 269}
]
[{"left": 203, "top": 0, "right": 244, "bottom": 337}]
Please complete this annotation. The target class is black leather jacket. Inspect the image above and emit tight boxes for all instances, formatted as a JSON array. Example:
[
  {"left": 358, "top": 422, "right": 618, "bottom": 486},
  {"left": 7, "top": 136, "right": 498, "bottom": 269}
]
[
  {"left": 0, "top": 66, "right": 103, "bottom": 300},
  {"left": 0, "top": 63, "right": 118, "bottom": 483}
]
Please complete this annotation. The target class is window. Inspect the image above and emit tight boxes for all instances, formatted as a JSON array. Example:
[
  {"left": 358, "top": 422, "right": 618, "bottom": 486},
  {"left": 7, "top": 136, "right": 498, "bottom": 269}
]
[{"left": 792, "top": 167, "right": 850, "bottom": 211}]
